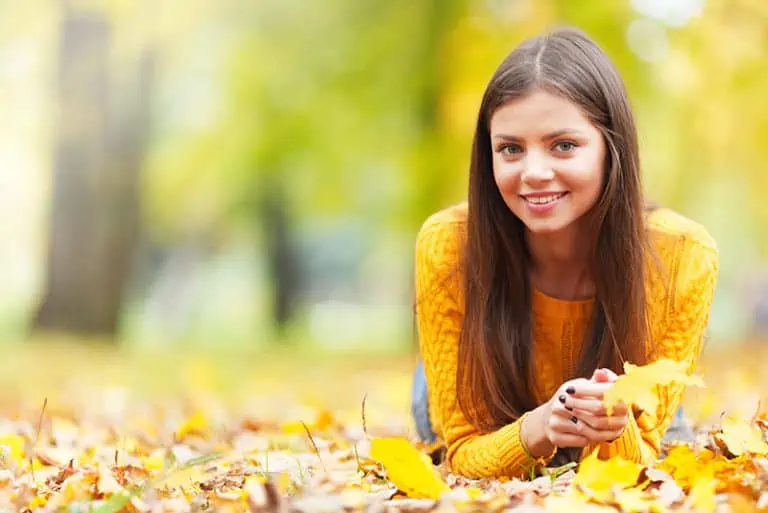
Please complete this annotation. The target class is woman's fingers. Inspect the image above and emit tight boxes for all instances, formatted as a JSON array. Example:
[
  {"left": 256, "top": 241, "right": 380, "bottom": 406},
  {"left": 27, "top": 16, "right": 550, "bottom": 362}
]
[
  {"left": 572, "top": 409, "right": 628, "bottom": 432},
  {"left": 571, "top": 417, "right": 625, "bottom": 443},
  {"left": 565, "top": 382, "right": 613, "bottom": 398},
  {"left": 562, "top": 395, "right": 629, "bottom": 416},
  {"left": 547, "top": 415, "right": 590, "bottom": 447},
  {"left": 562, "top": 396, "right": 607, "bottom": 415},
  {"left": 553, "top": 404, "right": 626, "bottom": 434}
]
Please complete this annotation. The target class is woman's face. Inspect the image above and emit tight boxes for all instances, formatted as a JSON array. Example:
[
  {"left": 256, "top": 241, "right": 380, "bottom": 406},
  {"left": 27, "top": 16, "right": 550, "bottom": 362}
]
[{"left": 489, "top": 89, "right": 606, "bottom": 235}]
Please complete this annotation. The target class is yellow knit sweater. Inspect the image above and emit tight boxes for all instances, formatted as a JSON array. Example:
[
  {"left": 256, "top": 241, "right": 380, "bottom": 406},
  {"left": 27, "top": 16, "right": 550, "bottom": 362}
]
[{"left": 414, "top": 202, "right": 719, "bottom": 479}]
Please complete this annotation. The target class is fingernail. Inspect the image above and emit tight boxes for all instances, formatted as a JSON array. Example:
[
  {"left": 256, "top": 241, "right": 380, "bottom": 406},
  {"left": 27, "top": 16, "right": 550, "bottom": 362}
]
[
  {"left": 565, "top": 406, "right": 573, "bottom": 411},
  {"left": 571, "top": 416, "right": 578, "bottom": 424},
  {"left": 566, "top": 387, "right": 575, "bottom": 395},
  {"left": 558, "top": 395, "right": 566, "bottom": 404}
]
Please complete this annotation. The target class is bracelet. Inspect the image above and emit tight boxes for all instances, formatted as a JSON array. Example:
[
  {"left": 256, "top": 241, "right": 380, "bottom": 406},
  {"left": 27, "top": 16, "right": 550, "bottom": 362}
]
[{"left": 519, "top": 411, "right": 557, "bottom": 466}]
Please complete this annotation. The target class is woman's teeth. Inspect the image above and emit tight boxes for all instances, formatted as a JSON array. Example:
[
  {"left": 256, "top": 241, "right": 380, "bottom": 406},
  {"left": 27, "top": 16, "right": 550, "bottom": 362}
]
[{"left": 525, "top": 192, "right": 566, "bottom": 204}]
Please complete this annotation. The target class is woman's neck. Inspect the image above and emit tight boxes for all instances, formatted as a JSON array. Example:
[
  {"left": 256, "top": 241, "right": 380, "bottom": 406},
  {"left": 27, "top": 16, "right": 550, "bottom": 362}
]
[{"left": 526, "top": 224, "right": 594, "bottom": 300}]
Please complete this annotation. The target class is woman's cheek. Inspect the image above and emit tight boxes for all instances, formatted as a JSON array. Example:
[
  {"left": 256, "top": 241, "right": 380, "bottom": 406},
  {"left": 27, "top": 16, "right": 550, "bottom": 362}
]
[{"left": 493, "top": 161, "right": 521, "bottom": 194}]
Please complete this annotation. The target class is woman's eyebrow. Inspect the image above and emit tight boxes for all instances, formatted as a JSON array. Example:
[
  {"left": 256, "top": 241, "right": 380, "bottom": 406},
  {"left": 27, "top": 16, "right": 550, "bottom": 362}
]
[{"left": 491, "top": 129, "right": 582, "bottom": 142}]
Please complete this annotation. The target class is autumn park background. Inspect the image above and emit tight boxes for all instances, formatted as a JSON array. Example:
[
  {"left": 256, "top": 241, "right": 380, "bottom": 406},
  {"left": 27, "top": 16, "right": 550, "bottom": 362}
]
[{"left": 0, "top": 0, "right": 768, "bottom": 511}]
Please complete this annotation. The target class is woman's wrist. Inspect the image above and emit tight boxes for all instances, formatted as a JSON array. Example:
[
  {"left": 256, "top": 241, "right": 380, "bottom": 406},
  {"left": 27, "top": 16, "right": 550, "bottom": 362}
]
[{"left": 521, "top": 406, "right": 557, "bottom": 458}]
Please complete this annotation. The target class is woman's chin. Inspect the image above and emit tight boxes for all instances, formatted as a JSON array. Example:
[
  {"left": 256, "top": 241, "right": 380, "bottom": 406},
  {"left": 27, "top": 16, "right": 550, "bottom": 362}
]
[{"left": 520, "top": 217, "right": 573, "bottom": 236}]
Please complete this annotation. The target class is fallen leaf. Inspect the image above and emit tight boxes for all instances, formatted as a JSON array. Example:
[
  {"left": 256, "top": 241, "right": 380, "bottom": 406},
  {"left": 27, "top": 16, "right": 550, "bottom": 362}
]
[
  {"left": 603, "top": 359, "right": 705, "bottom": 415},
  {"left": 369, "top": 437, "right": 449, "bottom": 500},
  {"left": 658, "top": 445, "right": 717, "bottom": 491},
  {"left": 687, "top": 474, "right": 716, "bottom": 513},
  {"left": 729, "top": 492, "right": 759, "bottom": 513},
  {"left": 176, "top": 411, "right": 210, "bottom": 441},
  {"left": 0, "top": 434, "right": 25, "bottom": 466},
  {"left": 612, "top": 487, "right": 658, "bottom": 513},
  {"left": 546, "top": 491, "right": 616, "bottom": 513},
  {"left": 572, "top": 449, "right": 645, "bottom": 500},
  {"left": 28, "top": 493, "right": 48, "bottom": 509},
  {"left": 656, "top": 479, "right": 685, "bottom": 507},
  {"left": 716, "top": 417, "right": 768, "bottom": 457},
  {"left": 97, "top": 466, "right": 125, "bottom": 496}
]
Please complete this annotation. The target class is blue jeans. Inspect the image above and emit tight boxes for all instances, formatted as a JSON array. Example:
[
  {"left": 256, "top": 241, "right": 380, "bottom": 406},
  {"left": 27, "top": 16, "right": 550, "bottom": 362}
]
[{"left": 411, "top": 360, "right": 691, "bottom": 447}]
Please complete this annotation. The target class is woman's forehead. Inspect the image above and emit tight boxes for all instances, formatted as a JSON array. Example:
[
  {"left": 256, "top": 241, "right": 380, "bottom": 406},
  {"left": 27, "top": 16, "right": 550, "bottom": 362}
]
[{"left": 489, "top": 90, "right": 595, "bottom": 136}]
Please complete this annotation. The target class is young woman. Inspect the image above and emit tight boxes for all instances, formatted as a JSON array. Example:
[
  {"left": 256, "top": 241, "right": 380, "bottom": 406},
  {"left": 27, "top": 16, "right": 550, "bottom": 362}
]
[{"left": 413, "top": 27, "right": 718, "bottom": 479}]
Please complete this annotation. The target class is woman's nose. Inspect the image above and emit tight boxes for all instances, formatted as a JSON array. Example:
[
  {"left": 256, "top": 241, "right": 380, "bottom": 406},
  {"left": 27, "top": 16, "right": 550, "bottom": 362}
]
[{"left": 521, "top": 153, "right": 555, "bottom": 184}]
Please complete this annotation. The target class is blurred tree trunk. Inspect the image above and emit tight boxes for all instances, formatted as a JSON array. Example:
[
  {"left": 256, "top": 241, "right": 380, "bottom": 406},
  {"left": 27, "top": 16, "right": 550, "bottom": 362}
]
[
  {"left": 34, "top": 9, "right": 152, "bottom": 337},
  {"left": 258, "top": 176, "right": 301, "bottom": 336}
]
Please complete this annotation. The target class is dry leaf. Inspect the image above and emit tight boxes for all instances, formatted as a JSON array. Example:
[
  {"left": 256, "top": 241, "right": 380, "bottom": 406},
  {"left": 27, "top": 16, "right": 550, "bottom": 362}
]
[
  {"left": 369, "top": 437, "right": 449, "bottom": 500},
  {"left": 716, "top": 417, "right": 768, "bottom": 457},
  {"left": 612, "top": 487, "right": 658, "bottom": 513},
  {"left": 603, "top": 359, "right": 705, "bottom": 415},
  {"left": 656, "top": 480, "right": 685, "bottom": 507},
  {"left": 545, "top": 491, "right": 616, "bottom": 513}
]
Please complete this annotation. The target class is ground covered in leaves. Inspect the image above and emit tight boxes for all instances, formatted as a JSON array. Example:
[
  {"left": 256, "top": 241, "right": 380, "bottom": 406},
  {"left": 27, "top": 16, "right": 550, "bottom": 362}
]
[{"left": 0, "top": 342, "right": 767, "bottom": 512}]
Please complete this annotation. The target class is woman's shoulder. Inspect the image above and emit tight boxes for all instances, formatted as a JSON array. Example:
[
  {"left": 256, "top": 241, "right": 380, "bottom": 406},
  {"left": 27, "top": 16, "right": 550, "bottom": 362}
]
[
  {"left": 645, "top": 207, "right": 719, "bottom": 296},
  {"left": 646, "top": 207, "right": 718, "bottom": 255},
  {"left": 419, "top": 201, "right": 468, "bottom": 234},
  {"left": 415, "top": 202, "right": 468, "bottom": 267}
]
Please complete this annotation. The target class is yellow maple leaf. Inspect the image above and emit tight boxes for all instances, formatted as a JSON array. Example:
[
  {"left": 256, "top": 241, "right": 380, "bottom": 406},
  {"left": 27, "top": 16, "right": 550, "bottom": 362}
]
[
  {"left": 602, "top": 359, "right": 705, "bottom": 415},
  {"left": 142, "top": 448, "right": 168, "bottom": 473},
  {"left": 573, "top": 450, "right": 644, "bottom": 500},
  {"left": 27, "top": 494, "right": 48, "bottom": 509},
  {"left": 687, "top": 474, "right": 716, "bottom": 513},
  {"left": 0, "top": 434, "right": 26, "bottom": 466},
  {"left": 176, "top": 411, "right": 210, "bottom": 440},
  {"left": 369, "top": 437, "right": 449, "bottom": 500},
  {"left": 658, "top": 445, "right": 715, "bottom": 491},
  {"left": 716, "top": 417, "right": 768, "bottom": 456}
]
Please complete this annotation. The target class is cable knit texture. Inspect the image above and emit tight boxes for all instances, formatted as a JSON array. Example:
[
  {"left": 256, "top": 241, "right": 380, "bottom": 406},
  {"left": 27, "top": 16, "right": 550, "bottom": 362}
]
[{"left": 414, "top": 202, "right": 719, "bottom": 479}]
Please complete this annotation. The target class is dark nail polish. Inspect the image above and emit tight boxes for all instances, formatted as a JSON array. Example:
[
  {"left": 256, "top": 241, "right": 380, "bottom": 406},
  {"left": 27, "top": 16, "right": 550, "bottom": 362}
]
[
  {"left": 558, "top": 395, "right": 566, "bottom": 404},
  {"left": 571, "top": 416, "right": 578, "bottom": 424},
  {"left": 566, "top": 386, "right": 575, "bottom": 395},
  {"left": 565, "top": 406, "right": 573, "bottom": 411}
]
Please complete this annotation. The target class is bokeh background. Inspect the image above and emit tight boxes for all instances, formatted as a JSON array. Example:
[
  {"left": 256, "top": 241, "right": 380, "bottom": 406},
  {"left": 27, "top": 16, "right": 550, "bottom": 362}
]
[{"left": 0, "top": 0, "right": 767, "bottom": 426}]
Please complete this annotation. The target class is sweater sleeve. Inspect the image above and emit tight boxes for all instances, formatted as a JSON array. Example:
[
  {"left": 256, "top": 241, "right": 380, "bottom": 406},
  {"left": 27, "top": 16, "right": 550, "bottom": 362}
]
[
  {"left": 584, "top": 234, "right": 719, "bottom": 463},
  {"left": 415, "top": 219, "right": 549, "bottom": 479}
]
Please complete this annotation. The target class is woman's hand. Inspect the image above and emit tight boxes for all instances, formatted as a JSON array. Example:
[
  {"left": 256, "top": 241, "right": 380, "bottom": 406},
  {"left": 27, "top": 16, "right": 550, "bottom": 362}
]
[
  {"left": 522, "top": 378, "right": 594, "bottom": 456},
  {"left": 560, "top": 368, "right": 629, "bottom": 443},
  {"left": 522, "top": 371, "right": 629, "bottom": 457}
]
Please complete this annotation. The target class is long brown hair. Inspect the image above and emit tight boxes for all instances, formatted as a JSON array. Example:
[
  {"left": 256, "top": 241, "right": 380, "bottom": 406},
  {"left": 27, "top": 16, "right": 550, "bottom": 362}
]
[{"left": 457, "top": 27, "right": 650, "bottom": 432}]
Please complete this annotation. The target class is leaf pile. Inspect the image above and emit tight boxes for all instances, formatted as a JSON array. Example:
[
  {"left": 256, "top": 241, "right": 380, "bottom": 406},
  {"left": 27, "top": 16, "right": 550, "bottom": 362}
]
[{"left": 0, "top": 351, "right": 766, "bottom": 512}]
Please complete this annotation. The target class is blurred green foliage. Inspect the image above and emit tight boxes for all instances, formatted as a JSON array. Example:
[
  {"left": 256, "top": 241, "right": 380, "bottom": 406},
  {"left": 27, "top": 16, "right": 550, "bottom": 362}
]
[{"left": 0, "top": 0, "right": 766, "bottom": 349}]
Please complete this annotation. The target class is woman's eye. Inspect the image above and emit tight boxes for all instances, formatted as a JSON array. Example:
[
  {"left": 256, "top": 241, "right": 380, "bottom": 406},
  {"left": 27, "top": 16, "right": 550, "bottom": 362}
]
[
  {"left": 499, "top": 144, "right": 523, "bottom": 155},
  {"left": 554, "top": 141, "right": 576, "bottom": 152}
]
